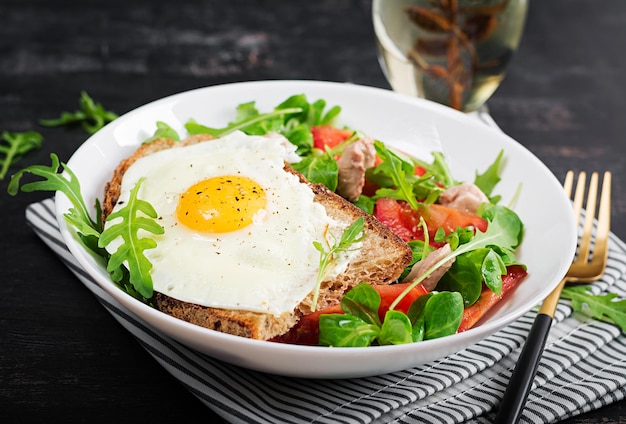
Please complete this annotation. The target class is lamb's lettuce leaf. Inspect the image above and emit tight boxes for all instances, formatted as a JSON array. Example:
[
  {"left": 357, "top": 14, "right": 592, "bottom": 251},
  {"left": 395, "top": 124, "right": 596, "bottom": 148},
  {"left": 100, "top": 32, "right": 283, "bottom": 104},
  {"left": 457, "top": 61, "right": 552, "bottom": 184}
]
[{"left": 319, "top": 282, "right": 463, "bottom": 347}]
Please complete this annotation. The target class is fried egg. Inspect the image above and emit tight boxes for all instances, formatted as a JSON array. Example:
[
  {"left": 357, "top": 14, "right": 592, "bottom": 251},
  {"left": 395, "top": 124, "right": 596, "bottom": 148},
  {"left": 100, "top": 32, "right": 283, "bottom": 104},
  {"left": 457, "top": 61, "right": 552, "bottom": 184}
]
[{"left": 105, "top": 131, "right": 356, "bottom": 316}]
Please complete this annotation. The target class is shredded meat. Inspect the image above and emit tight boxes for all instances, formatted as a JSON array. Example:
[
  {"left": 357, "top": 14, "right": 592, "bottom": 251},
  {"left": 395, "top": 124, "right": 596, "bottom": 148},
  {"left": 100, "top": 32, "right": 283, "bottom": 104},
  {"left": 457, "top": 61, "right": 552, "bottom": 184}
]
[
  {"left": 439, "top": 182, "right": 489, "bottom": 213},
  {"left": 336, "top": 137, "right": 376, "bottom": 201},
  {"left": 402, "top": 244, "right": 454, "bottom": 291}
]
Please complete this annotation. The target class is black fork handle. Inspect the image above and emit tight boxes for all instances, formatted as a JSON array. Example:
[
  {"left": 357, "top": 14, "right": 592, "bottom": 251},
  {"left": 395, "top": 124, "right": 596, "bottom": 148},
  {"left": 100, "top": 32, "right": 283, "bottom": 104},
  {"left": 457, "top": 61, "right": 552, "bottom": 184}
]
[{"left": 494, "top": 313, "right": 554, "bottom": 424}]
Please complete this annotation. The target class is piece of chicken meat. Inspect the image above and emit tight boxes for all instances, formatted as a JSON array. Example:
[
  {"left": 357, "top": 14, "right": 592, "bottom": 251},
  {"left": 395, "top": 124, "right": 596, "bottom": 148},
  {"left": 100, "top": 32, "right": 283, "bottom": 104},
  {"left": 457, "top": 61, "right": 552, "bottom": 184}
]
[
  {"left": 439, "top": 182, "right": 489, "bottom": 213},
  {"left": 335, "top": 137, "right": 376, "bottom": 201},
  {"left": 402, "top": 244, "right": 455, "bottom": 291}
]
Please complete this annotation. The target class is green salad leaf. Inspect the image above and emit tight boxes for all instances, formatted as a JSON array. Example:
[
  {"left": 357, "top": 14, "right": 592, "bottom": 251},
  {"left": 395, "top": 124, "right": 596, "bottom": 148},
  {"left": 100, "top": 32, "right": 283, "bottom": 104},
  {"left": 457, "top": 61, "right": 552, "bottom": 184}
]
[
  {"left": 474, "top": 150, "right": 504, "bottom": 203},
  {"left": 184, "top": 93, "right": 341, "bottom": 151},
  {"left": 318, "top": 314, "right": 380, "bottom": 347},
  {"left": 184, "top": 94, "right": 344, "bottom": 180},
  {"left": 8, "top": 153, "right": 105, "bottom": 256},
  {"left": 98, "top": 178, "right": 164, "bottom": 299},
  {"left": 561, "top": 285, "right": 626, "bottom": 332},
  {"left": 0, "top": 131, "right": 43, "bottom": 180},
  {"left": 410, "top": 291, "right": 464, "bottom": 340},
  {"left": 186, "top": 107, "right": 303, "bottom": 139},
  {"left": 312, "top": 217, "right": 366, "bottom": 311},
  {"left": 9, "top": 155, "right": 164, "bottom": 302},
  {"left": 371, "top": 140, "right": 420, "bottom": 210},
  {"left": 319, "top": 282, "right": 464, "bottom": 347},
  {"left": 379, "top": 310, "right": 413, "bottom": 345},
  {"left": 290, "top": 149, "right": 339, "bottom": 192},
  {"left": 40, "top": 91, "right": 118, "bottom": 135},
  {"left": 366, "top": 143, "right": 450, "bottom": 209},
  {"left": 340, "top": 281, "right": 383, "bottom": 327},
  {"left": 144, "top": 121, "right": 180, "bottom": 143},
  {"left": 8, "top": 153, "right": 99, "bottom": 232}
]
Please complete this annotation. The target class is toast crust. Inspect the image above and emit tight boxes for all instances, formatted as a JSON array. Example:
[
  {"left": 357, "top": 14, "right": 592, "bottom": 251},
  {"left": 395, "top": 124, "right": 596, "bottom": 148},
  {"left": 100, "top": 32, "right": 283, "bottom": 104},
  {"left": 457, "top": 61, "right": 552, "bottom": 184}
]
[{"left": 102, "top": 134, "right": 412, "bottom": 340}]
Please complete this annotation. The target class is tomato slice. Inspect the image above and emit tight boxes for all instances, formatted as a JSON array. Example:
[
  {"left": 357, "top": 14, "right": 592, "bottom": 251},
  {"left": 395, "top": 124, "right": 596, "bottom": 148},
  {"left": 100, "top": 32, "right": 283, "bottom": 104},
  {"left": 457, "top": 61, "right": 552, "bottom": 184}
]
[
  {"left": 311, "top": 125, "right": 353, "bottom": 150},
  {"left": 457, "top": 265, "right": 528, "bottom": 332},
  {"left": 375, "top": 282, "right": 429, "bottom": 320},
  {"left": 270, "top": 283, "right": 429, "bottom": 345},
  {"left": 373, "top": 197, "right": 419, "bottom": 242},
  {"left": 374, "top": 198, "right": 488, "bottom": 244},
  {"left": 421, "top": 203, "right": 488, "bottom": 235}
]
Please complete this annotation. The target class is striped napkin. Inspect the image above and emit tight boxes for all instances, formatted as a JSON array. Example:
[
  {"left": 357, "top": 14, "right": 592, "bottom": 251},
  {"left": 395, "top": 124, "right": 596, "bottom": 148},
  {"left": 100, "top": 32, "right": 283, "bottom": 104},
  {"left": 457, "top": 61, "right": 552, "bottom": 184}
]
[
  {"left": 26, "top": 195, "right": 626, "bottom": 424},
  {"left": 24, "top": 110, "right": 626, "bottom": 422}
]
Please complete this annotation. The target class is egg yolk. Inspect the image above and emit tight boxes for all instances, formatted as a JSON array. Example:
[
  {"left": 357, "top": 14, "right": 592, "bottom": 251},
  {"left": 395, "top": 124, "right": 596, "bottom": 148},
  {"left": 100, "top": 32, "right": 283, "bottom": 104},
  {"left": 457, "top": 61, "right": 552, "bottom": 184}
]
[{"left": 176, "top": 175, "right": 267, "bottom": 233}]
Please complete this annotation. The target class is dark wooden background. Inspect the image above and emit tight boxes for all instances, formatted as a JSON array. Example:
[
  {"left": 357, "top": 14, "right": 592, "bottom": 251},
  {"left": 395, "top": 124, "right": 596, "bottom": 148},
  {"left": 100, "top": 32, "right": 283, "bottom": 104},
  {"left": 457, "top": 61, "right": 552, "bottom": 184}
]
[{"left": 2, "top": 0, "right": 625, "bottom": 422}]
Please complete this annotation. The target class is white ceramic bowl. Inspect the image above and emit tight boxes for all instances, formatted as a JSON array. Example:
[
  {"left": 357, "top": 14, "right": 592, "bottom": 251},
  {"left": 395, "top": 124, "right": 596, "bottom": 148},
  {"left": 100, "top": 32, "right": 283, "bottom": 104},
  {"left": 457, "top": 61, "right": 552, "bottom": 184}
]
[{"left": 56, "top": 80, "right": 576, "bottom": 378}]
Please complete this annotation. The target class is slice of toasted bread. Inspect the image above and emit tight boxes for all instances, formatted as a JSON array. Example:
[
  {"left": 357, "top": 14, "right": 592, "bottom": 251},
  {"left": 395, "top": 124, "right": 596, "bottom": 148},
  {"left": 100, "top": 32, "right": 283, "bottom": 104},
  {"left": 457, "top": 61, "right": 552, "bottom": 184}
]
[{"left": 102, "top": 134, "right": 412, "bottom": 341}]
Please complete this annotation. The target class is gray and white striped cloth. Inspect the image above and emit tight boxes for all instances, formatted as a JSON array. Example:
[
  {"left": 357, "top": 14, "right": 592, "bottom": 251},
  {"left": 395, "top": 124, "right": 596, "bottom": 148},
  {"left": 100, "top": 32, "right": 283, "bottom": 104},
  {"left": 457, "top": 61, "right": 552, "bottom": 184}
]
[{"left": 26, "top": 195, "right": 626, "bottom": 424}]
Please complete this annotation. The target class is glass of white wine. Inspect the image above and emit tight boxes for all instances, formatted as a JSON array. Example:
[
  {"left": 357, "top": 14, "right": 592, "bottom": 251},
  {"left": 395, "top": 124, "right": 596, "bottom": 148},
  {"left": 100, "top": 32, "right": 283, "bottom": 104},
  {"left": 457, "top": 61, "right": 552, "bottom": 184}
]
[{"left": 373, "top": 0, "right": 528, "bottom": 112}]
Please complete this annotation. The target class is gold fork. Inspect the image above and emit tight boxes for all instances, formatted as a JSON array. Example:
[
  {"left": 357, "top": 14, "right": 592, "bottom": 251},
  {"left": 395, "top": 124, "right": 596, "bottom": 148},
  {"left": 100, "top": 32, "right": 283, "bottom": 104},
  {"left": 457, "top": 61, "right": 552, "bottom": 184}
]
[{"left": 494, "top": 170, "right": 612, "bottom": 424}]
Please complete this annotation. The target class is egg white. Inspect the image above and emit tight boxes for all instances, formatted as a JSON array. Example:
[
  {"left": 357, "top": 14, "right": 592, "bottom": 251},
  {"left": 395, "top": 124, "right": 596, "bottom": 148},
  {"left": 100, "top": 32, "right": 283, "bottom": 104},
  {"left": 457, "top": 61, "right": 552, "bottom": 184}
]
[{"left": 105, "top": 131, "right": 355, "bottom": 316}]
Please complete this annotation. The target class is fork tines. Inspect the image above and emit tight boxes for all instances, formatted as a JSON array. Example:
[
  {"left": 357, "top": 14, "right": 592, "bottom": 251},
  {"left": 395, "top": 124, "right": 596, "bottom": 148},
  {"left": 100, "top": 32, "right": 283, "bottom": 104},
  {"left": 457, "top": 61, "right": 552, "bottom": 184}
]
[{"left": 566, "top": 170, "right": 611, "bottom": 281}]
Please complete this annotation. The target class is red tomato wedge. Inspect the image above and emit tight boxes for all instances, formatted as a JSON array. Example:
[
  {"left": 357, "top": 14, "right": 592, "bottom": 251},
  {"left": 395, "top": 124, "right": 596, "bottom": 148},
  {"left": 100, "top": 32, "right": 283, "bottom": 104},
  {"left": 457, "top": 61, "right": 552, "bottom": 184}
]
[
  {"left": 374, "top": 198, "right": 488, "bottom": 244},
  {"left": 311, "top": 125, "right": 353, "bottom": 150},
  {"left": 372, "top": 197, "right": 418, "bottom": 242},
  {"left": 458, "top": 265, "right": 528, "bottom": 332},
  {"left": 270, "top": 283, "right": 429, "bottom": 346},
  {"left": 375, "top": 282, "right": 429, "bottom": 320}
]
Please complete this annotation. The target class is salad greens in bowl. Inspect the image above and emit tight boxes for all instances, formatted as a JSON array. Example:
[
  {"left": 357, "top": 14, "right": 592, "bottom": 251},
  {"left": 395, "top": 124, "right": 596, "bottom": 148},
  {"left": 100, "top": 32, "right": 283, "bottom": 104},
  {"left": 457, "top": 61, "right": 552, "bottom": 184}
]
[{"left": 14, "top": 81, "right": 576, "bottom": 378}]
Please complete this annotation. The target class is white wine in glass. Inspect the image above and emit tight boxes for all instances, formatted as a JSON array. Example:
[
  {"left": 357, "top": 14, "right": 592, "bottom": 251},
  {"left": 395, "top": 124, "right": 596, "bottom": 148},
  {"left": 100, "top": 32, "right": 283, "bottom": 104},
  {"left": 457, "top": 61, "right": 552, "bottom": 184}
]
[{"left": 373, "top": 0, "right": 528, "bottom": 112}]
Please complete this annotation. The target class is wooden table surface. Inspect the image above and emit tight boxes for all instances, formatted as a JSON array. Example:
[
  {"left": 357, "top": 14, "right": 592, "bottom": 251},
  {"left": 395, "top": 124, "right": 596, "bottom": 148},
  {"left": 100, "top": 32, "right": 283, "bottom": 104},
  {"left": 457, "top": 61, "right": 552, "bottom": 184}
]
[{"left": 2, "top": 0, "right": 625, "bottom": 422}]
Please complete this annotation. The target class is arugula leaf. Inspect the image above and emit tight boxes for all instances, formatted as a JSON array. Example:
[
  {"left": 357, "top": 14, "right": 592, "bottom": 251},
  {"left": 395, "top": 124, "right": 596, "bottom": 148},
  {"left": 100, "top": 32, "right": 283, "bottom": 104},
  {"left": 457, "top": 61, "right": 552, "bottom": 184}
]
[
  {"left": 412, "top": 151, "right": 457, "bottom": 189},
  {"left": 479, "top": 204, "right": 525, "bottom": 249},
  {"left": 311, "top": 217, "right": 366, "bottom": 310},
  {"left": 144, "top": 121, "right": 180, "bottom": 143},
  {"left": 561, "top": 286, "right": 626, "bottom": 332},
  {"left": 434, "top": 225, "right": 475, "bottom": 250},
  {"left": 98, "top": 178, "right": 164, "bottom": 299},
  {"left": 0, "top": 131, "right": 43, "bottom": 180},
  {"left": 273, "top": 94, "right": 340, "bottom": 127},
  {"left": 429, "top": 151, "right": 456, "bottom": 188},
  {"left": 352, "top": 194, "right": 376, "bottom": 215},
  {"left": 184, "top": 94, "right": 343, "bottom": 158},
  {"left": 186, "top": 107, "right": 303, "bottom": 138},
  {"left": 282, "top": 122, "right": 314, "bottom": 156},
  {"left": 8, "top": 153, "right": 99, "bottom": 233},
  {"left": 64, "top": 205, "right": 104, "bottom": 255},
  {"left": 368, "top": 143, "right": 451, "bottom": 208},
  {"left": 290, "top": 150, "right": 339, "bottom": 191},
  {"left": 474, "top": 149, "right": 503, "bottom": 202},
  {"left": 39, "top": 91, "right": 118, "bottom": 135},
  {"left": 372, "top": 140, "right": 419, "bottom": 210}
]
